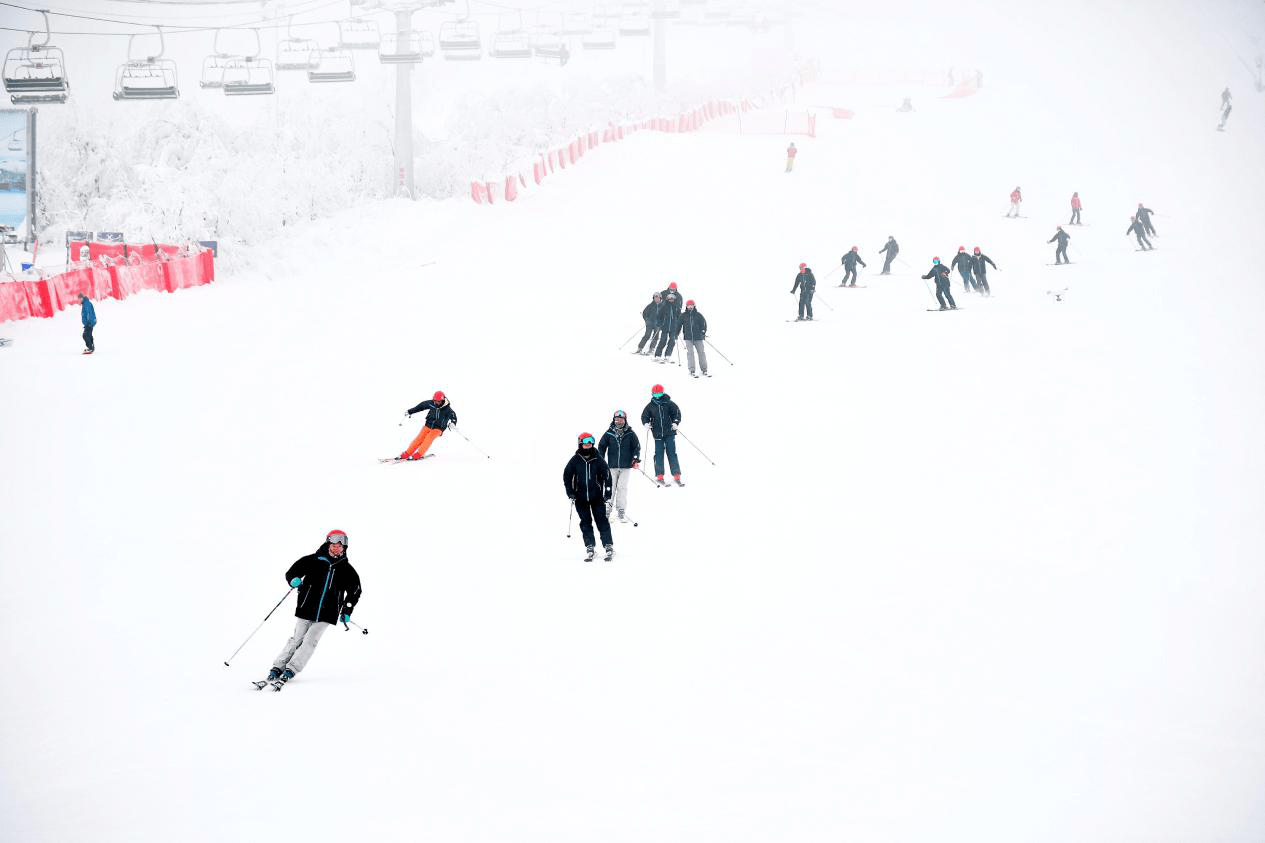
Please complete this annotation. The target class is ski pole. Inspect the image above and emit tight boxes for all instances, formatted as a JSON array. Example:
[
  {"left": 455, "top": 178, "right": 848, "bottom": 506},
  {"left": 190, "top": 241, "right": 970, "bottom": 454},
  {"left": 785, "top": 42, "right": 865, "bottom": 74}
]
[
  {"left": 223, "top": 587, "right": 294, "bottom": 666},
  {"left": 449, "top": 426, "right": 491, "bottom": 459},
  {"left": 342, "top": 619, "right": 369, "bottom": 635},
  {"left": 676, "top": 429, "right": 717, "bottom": 465},
  {"left": 815, "top": 292, "right": 834, "bottom": 312},
  {"left": 617, "top": 325, "right": 642, "bottom": 350},
  {"left": 704, "top": 338, "right": 735, "bottom": 366},
  {"left": 634, "top": 461, "right": 660, "bottom": 485},
  {"left": 566, "top": 501, "right": 574, "bottom": 537}
]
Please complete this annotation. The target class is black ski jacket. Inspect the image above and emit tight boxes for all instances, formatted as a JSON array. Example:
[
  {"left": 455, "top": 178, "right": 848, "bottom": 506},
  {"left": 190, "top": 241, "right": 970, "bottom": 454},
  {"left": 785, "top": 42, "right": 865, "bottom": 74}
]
[
  {"left": 950, "top": 252, "right": 974, "bottom": 274},
  {"left": 1136, "top": 207, "right": 1155, "bottom": 225},
  {"left": 563, "top": 448, "right": 612, "bottom": 502},
  {"left": 406, "top": 398, "right": 457, "bottom": 430},
  {"left": 658, "top": 302, "right": 682, "bottom": 334},
  {"left": 972, "top": 254, "right": 998, "bottom": 276},
  {"left": 641, "top": 393, "right": 682, "bottom": 440},
  {"left": 841, "top": 251, "right": 867, "bottom": 269},
  {"left": 659, "top": 289, "right": 684, "bottom": 313},
  {"left": 1127, "top": 220, "right": 1148, "bottom": 237},
  {"left": 641, "top": 298, "right": 662, "bottom": 326},
  {"left": 1048, "top": 230, "right": 1071, "bottom": 246},
  {"left": 922, "top": 264, "right": 951, "bottom": 283},
  {"left": 791, "top": 269, "right": 817, "bottom": 295},
  {"left": 598, "top": 424, "right": 641, "bottom": 469},
  {"left": 681, "top": 309, "right": 707, "bottom": 341},
  {"left": 879, "top": 238, "right": 899, "bottom": 256},
  {"left": 286, "top": 545, "right": 362, "bottom": 625}
]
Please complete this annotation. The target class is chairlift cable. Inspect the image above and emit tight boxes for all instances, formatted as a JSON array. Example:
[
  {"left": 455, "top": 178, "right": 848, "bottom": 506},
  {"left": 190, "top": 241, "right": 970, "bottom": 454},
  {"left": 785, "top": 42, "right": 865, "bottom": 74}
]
[{"left": 0, "top": 0, "right": 344, "bottom": 31}]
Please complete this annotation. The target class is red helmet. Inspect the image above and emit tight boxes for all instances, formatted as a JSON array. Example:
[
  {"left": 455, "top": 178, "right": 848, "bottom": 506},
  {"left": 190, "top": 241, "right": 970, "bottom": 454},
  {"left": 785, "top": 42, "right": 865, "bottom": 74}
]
[
  {"left": 433, "top": 390, "right": 445, "bottom": 402},
  {"left": 851, "top": 246, "right": 858, "bottom": 251},
  {"left": 959, "top": 246, "right": 965, "bottom": 251},
  {"left": 668, "top": 282, "right": 678, "bottom": 290},
  {"left": 799, "top": 262, "right": 807, "bottom": 269},
  {"left": 326, "top": 530, "right": 348, "bottom": 547},
  {"left": 973, "top": 246, "right": 981, "bottom": 254}
]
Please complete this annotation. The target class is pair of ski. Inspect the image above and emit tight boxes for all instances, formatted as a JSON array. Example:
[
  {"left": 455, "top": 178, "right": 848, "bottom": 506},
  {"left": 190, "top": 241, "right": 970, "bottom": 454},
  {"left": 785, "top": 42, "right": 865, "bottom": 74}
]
[
  {"left": 656, "top": 477, "right": 686, "bottom": 487},
  {"left": 689, "top": 372, "right": 712, "bottom": 379},
  {"left": 585, "top": 547, "right": 615, "bottom": 562},
  {"left": 837, "top": 284, "right": 867, "bottom": 288},
  {"left": 378, "top": 455, "right": 434, "bottom": 464},
  {"left": 252, "top": 676, "right": 290, "bottom": 692},
  {"left": 927, "top": 307, "right": 964, "bottom": 312}
]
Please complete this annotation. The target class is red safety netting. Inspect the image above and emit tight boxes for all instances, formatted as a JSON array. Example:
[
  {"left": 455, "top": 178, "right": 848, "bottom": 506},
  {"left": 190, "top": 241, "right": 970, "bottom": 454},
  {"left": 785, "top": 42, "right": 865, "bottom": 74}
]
[
  {"left": 0, "top": 281, "right": 32, "bottom": 321},
  {"left": 126, "top": 243, "right": 182, "bottom": 261},
  {"left": 504, "top": 176, "right": 518, "bottom": 202},
  {"left": 89, "top": 242, "right": 126, "bottom": 262}
]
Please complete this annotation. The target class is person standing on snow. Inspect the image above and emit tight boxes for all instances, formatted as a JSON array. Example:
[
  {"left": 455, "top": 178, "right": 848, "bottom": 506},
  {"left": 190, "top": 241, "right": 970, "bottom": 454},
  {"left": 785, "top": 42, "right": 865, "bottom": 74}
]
[
  {"left": 1219, "top": 87, "right": 1232, "bottom": 130},
  {"left": 1007, "top": 186, "right": 1023, "bottom": 217},
  {"left": 79, "top": 293, "right": 96, "bottom": 355},
  {"left": 399, "top": 390, "right": 457, "bottom": 460},
  {"left": 598, "top": 411, "right": 641, "bottom": 523},
  {"left": 1136, "top": 203, "right": 1157, "bottom": 237},
  {"left": 971, "top": 247, "right": 998, "bottom": 296},
  {"left": 635, "top": 292, "right": 663, "bottom": 355},
  {"left": 641, "top": 384, "right": 683, "bottom": 486},
  {"left": 1048, "top": 226, "right": 1071, "bottom": 265},
  {"left": 922, "top": 257, "right": 957, "bottom": 310},
  {"left": 878, "top": 236, "right": 899, "bottom": 275},
  {"left": 785, "top": 142, "right": 797, "bottom": 173},
  {"left": 653, "top": 292, "right": 683, "bottom": 363},
  {"left": 263, "top": 529, "right": 362, "bottom": 688},
  {"left": 840, "top": 246, "right": 867, "bottom": 286},
  {"left": 659, "top": 281, "right": 684, "bottom": 304},
  {"left": 1126, "top": 216, "right": 1154, "bottom": 250},
  {"left": 564, "top": 433, "right": 614, "bottom": 562},
  {"left": 950, "top": 247, "right": 976, "bottom": 292},
  {"left": 1070, "top": 192, "right": 1083, "bottom": 225},
  {"left": 680, "top": 299, "right": 709, "bottom": 377},
  {"left": 791, "top": 262, "right": 817, "bottom": 320}
]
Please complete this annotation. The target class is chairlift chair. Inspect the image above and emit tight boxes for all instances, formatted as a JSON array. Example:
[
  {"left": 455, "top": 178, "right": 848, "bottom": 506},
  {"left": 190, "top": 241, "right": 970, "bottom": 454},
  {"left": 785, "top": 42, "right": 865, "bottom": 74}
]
[
  {"left": 114, "top": 30, "right": 179, "bottom": 101},
  {"left": 490, "top": 32, "right": 531, "bottom": 59},
  {"left": 199, "top": 53, "right": 237, "bottom": 89},
  {"left": 379, "top": 32, "right": 424, "bottom": 64},
  {"left": 581, "top": 27, "right": 617, "bottom": 50},
  {"left": 277, "top": 38, "right": 320, "bottom": 71},
  {"left": 561, "top": 12, "right": 592, "bottom": 35},
  {"left": 618, "top": 10, "right": 651, "bottom": 36},
  {"left": 222, "top": 57, "right": 276, "bottom": 95},
  {"left": 307, "top": 47, "right": 356, "bottom": 83},
  {"left": 339, "top": 19, "right": 381, "bottom": 50},
  {"left": 531, "top": 31, "right": 565, "bottom": 58},
  {"left": 439, "top": 21, "right": 482, "bottom": 61},
  {"left": 4, "top": 15, "right": 69, "bottom": 105}
]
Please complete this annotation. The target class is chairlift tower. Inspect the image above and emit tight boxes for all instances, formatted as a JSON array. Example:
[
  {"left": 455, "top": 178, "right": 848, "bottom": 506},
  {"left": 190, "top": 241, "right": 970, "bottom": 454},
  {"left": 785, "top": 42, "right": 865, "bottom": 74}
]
[
  {"left": 652, "top": 0, "right": 666, "bottom": 90},
  {"left": 384, "top": 1, "right": 452, "bottom": 199}
]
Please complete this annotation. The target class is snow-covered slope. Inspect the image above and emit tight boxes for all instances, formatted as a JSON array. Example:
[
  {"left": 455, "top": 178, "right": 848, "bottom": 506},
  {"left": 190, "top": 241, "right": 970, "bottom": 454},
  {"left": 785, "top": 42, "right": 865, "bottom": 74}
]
[{"left": 3, "top": 2, "right": 1265, "bottom": 841}]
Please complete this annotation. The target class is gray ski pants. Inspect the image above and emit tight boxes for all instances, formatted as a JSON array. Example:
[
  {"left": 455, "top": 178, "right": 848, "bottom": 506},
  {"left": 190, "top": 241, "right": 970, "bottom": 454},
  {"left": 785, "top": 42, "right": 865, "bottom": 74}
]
[
  {"left": 273, "top": 618, "right": 332, "bottom": 673},
  {"left": 609, "top": 467, "right": 630, "bottom": 513},
  {"left": 684, "top": 339, "right": 708, "bottom": 374}
]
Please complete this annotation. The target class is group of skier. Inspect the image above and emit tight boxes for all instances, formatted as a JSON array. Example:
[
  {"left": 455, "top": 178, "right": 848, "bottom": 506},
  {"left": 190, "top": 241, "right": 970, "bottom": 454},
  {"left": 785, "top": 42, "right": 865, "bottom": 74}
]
[{"left": 633, "top": 282, "right": 711, "bottom": 377}]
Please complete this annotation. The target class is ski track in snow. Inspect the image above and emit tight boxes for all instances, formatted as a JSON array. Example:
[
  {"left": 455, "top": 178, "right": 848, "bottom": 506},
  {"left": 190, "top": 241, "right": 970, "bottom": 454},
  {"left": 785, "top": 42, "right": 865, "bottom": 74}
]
[{"left": 4, "top": 5, "right": 1265, "bottom": 842}]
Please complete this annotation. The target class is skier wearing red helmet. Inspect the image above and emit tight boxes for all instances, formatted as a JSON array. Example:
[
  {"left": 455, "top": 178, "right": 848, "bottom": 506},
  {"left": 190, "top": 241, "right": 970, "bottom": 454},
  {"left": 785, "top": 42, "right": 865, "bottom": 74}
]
[
  {"left": 950, "top": 246, "right": 977, "bottom": 293},
  {"left": 840, "top": 246, "right": 867, "bottom": 287},
  {"left": 790, "top": 262, "right": 817, "bottom": 320},
  {"left": 399, "top": 390, "right": 458, "bottom": 460}
]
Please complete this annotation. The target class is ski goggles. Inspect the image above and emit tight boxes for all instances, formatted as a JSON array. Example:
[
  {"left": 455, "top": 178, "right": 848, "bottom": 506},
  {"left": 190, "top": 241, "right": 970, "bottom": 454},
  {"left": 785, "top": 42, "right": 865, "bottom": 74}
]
[
  {"left": 327, "top": 532, "right": 348, "bottom": 546},
  {"left": 579, "top": 436, "right": 595, "bottom": 445}
]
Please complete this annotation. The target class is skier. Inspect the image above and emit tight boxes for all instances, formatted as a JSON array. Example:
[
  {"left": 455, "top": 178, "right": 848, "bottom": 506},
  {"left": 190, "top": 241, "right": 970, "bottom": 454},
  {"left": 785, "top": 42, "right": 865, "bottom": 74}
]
[
  {"left": 840, "top": 246, "right": 867, "bottom": 286},
  {"left": 1070, "top": 192, "right": 1082, "bottom": 225},
  {"left": 1126, "top": 216, "right": 1154, "bottom": 250},
  {"left": 1219, "top": 87, "right": 1232, "bottom": 130},
  {"left": 971, "top": 247, "right": 998, "bottom": 296},
  {"left": 640, "top": 384, "right": 683, "bottom": 486},
  {"left": 680, "top": 299, "right": 709, "bottom": 377},
  {"left": 635, "top": 292, "right": 663, "bottom": 355},
  {"left": 878, "top": 236, "right": 899, "bottom": 275},
  {"left": 950, "top": 246, "right": 976, "bottom": 292},
  {"left": 1136, "top": 203, "right": 1157, "bottom": 237},
  {"left": 921, "top": 257, "right": 957, "bottom": 310},
  {"left": 79, "top": 293, "right": 96, "bottom": 354},
  {"left": 653, "top": 292, "right": 682, "bottom": 363},
  {"left": 263, "top": 529, "right": 362, "bottom": 688},
  {"left": 597, "top": 410, "right": 640, "bottom": 523},
  {"left": 896, "top": 97, "right": 914, "bottom": 112},
  {"left": 399, "top": 391, "right": 457, "bottom": 460},
  {"left": 1007, "top": 186, "right": 1023, "bottom": 217},
  {"left": 564, "top": 433, "right": 614, "bottom": 562},
  {"left": 1048, "top": 226, "right": 1071, "bottom": 265},
  {"left": 785, "top": 142, "right": 797, "bottom": 173},
  {"left": 790, "top": 262, "right": 816, "bottom": 320},
  {"left": 658, "top": 281, "right": 684, "bottom": 304}
]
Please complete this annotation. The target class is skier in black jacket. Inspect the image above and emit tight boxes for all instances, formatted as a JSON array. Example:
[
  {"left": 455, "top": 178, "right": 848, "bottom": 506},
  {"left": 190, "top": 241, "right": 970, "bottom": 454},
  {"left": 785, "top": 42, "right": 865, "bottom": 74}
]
[
  {"left": 1126, "top": 216, "right": 1153, "bottom": 250},
  {"left": 264, "top": 529, "right": 362, "bottom": 686},
  {"left": 640, "top": 384, "right": 683, "bottom": 485},
  {"left": 1136, "top": 203, "right": 1157, "bottom": 237},
  {"left": 680, "top": 299, "right": 709, "bottom": 377},
  {"left": 564, "top": 433, "right": 614, "bottom": 561},
  {"left": 653, "top": 292, "right": 683, "bottom": 361},
  {"left": 658, "top": 282, "right": 684, "bottom": 308},
  {"left": 635, "top": 292, "right": 663, "bottom": 355},
  {"left": 921, "top": 258, "right": 956, "bottom": 310},
  {"left": 950, "top": 247, "right": 976, "bottom": 292},
  {"left": 790, "top": 262, "right": 817, "bottom": 320},
  {"left": 971, "top": 247, "right": 998, "bottom": 296},
  {"left": 400, "top": 391, "right": 457, "bottom": 460},
  {"left": 840, "top": 247, "right": 867, "bottom": 286},
  {"left": 598, "top": 410, "right": 640, "bottom": 522},
  {"left": 1048, "top": 226, "right": 1071, "bottom": 265},
  {"left": 878, "top": 237, "right": 899, "bottom": 275}
]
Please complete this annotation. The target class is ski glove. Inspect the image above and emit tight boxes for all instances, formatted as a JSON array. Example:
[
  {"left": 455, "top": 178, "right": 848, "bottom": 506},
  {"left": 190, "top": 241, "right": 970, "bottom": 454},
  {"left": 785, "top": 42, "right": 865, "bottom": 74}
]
[
  {"left": 341, "top": 614, "right": 351, "bottom": 623},
  {"left": 632, "top": 459, "right": 640, "bottom": 469},
  {"left": 447, "top": 420, "right": 456, "bottom": 429},
  {"left": 290, "top": 577, "right": 303, "bottom": 588},
  {"left": 671, "top": 423, "right": 679, "bottom": 431}
]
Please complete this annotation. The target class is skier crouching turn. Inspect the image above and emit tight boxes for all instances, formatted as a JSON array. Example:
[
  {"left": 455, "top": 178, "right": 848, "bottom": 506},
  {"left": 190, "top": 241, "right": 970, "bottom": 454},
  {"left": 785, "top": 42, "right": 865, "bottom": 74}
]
[
  {"left": 400, "top": 390, "right": 457, "bottom": 460},
  {"left": 565, "top": 433, "right": 614, "bottom": 562},
  {"left": 265, "top": 530, "right": 362, "bottom": 687}
]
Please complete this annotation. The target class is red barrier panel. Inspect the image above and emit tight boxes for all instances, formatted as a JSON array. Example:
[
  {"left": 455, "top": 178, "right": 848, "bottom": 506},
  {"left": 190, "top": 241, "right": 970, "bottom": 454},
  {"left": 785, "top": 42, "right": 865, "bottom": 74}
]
[
  {"left": 485, "top": 182, "right": 495, "bottom": 204},
  {"left": 533, "top": 161, "right": 545, "bottom": 184},
  {"left": 24, "top": 278, "right": 54, "bottom": 318},
  {"left": 0, "top": 282, "right": 33, "bottom": 323},
  {"left": 162, "top": 255, "right": 202, "bottom": 292},
  {"left": 198, "top": 248, "right": 215, "bottom": 283},
  {"left": 557, "top": 149, "right": 566, "bottom": 169},
  {"left": 504, "top": 176, "right": 518, "bottom": 202},
  {"left": 471, "top": 182, "right": 486, "bottom": 203},
  {"left": 125, "top": 243, "right": 181, "bottom": 261},
  {"left": 110, "top": 258, "right": 164, "bottom": 299},
  {"left": 89, "top": 242, "right": 125, "bottom": 263},
  {"left": 52, "top": 267, "right": 115, "bottom": 304},
  {"left": 832, "top": 108, "right": 855, "bottom": 119}
]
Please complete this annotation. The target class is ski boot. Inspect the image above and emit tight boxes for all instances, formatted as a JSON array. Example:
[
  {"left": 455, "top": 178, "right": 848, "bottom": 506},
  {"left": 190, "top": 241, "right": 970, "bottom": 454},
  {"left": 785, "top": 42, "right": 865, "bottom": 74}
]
[
  {"left": 272, "top": 668, "right": 295, "bottom": 690},
  {"left": 603, "top": 544, "right": 614, "bottom": 562},
  {"left": 584, "top": 546, "right": 596, "bottom": 562},
  {"left": 673, "top": 474, "right": 685, "bottom": 487},
  {"left": 655, "top": 474, "right": 665, "bottom": 486}
]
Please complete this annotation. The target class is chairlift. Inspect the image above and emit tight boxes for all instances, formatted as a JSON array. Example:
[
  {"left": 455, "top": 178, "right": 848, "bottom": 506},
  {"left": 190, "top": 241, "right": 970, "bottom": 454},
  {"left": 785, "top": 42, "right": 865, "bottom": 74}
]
[
  {"left": 531, "top": 30, "right": 565, "bottom": 58},
  {"left": 618, "top": 9, "right": 651, "bottom": 36},
  {"left": 223, "top": 58, "right": 275, "bottom": 95},
  {"left": 199, "top": 32, "right": 238, "bottom": 90},
  {"left": 379, "top": 31, "right": 424, "bottom": 64},
  {"left": 439, "top": 21, "right": 482, "bottom": 61},
  {"left": 114, "top": 28, "right": 179, "bottom": 101},
  {"left": 339, "top": 19, "right": 381, "bottom": 50},
  {"left": 307, "top": 47, "right": 356, "bottom": 83},
  {"left": 277, "top": 18, "right": 319, "bottom": 70},
  {"left": 4, "top": 12, "right": 69, "bottom": 105},
  {"left": 490, "top": 32, "right": 531, "bottom": 59},
  {"left": 561, "top": 12, "right": 592, "bottom": 35},
  {"left": 581, "top": 27, "right": 617, "bottom": 50}
]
